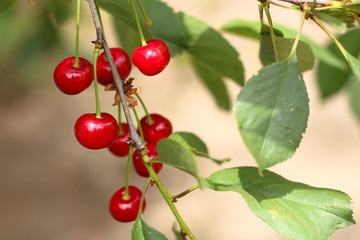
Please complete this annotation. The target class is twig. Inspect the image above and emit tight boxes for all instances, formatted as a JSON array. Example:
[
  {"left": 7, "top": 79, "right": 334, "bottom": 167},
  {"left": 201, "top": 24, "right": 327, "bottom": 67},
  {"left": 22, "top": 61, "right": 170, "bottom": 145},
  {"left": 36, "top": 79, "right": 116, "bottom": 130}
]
[
  {"left": 87, "top": 0, "right": 145, "bottom": 152},
  {"left": 275, "top": 0, "right": 335, "bottom": 6}
]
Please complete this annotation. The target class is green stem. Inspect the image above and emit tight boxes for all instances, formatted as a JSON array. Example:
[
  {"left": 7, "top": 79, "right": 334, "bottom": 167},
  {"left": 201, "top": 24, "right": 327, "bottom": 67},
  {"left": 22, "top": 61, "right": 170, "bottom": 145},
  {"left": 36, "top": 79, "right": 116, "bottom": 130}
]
[
  {"left": 73, "top": 0, "right": 81, "bottom": 68},
  {"left": 132, "top": 108, "right": 146, "bottom": 143},
  {"left": 264, "top": 2, "right": 279, "bottom": 62},
  {"left": 142, "top": 154, "right": 197, "bottom": 239},
  {"left": 93, "top": 46, "right": 101, "bottom": 118},
  {"left": 94, "top": 0, "right": 106, "bottom": 38},
  {"left": 136, "top": 94, "right": 153, "bottom": 125},
  {"left": 290, "top": 11, "right": 306, "bottom": 57},
  {"left": 171, "top": 185, "right": 200, "bottom": 201},
  {"left": 123, "top": 145, "right": 134, "bottom": 201},
  {"left": 138, "top": 178, "right": 152, "bottom": 215},
  {"left": 354, "top": 13, "right": 360, "bottom": 26},
  {"left": 130, "top": 0, "right": 147, "bottom": 46},
  {"left": 135, "top": 0, "right": 152, "bottom": 27},
  {"left": 117, "top": 104, "right": 124, "bottom": 135},
  {"left": 312, "top": 16, "right": 350, "bottom": 63}
]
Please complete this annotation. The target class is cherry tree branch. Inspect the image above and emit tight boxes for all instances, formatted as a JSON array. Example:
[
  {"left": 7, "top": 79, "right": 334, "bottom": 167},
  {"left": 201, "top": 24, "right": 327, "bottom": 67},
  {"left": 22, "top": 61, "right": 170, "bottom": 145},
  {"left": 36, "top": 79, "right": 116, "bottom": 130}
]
[
  {"left": 87, "top": 0, "right": 145, "bottom": 152},
  {"left": 275, "top": 0, "right": 335, "bottom": 5}
]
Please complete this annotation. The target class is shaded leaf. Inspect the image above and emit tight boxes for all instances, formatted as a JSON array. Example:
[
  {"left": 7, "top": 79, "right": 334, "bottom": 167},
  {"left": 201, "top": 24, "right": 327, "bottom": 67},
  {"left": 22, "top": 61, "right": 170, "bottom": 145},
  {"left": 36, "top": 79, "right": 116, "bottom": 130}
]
[
  {"left": 132, "top": 214, "right": 168, "bottom": 240},
  {"left": 207, "top": 167, "right": 355, "bottom": 240},
  {"left": 348, "top": 76, "right": 360, "bottom": 123},
  {"left": 156, "top": 139, "right": 206, "bottom": 187},
  {"left": 317, "top": 28, "right": 360, "bottom": 98},
  {"left": 45, "top": 0, "right": 73, "bottom": 24},
  {"left": 221, "top": 19, "right": 344, "bottom": 69},
  {"left": 0, "top": 0, "right": 16, "bottom": 12},
  {"left": 100, "top": 0, "right": 187, "bottom": 57},
  {"left": 315, "top": 9, "right": 354, "bottom": 31},
  {"left": 113, "top": 17, "right": 140, "bottom": 55},
  {"left": 169, "top": 132, "right": 230, "bottom": 164},
  {"left": 234, "top": 54, "right": 309, "bottom": 170},
  {"left": 343, "top": 0, "right": 360, "bottom": 12},
  {"left": 344, "top": 50, "right": 360, "bottom": 83},
  {"left": 260, "top": 24, "right": 314, "bottom": 72}
]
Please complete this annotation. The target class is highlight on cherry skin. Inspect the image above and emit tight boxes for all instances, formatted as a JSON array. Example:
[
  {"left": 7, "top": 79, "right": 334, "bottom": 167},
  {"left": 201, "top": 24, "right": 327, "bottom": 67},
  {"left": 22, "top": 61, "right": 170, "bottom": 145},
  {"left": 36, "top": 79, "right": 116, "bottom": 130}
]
[
  {"left": 108, "top": 123, "right": 131, "bottom": 157},
  {"left": 131, "top": 39, "right": 171, "bottom": 76},
  {"left": 74, "top": 113, "right": 119, "bottom": 150},
  {"left": 96, "top": 48, "right": 132, "bottom": 86},
  {"left": 140, "top": 113, "right": 173, "bottom": 144},
  {"left": 109, "top": 185, "right": 146, "bottom": 222},
  {"left": 53, "top": 57, "right": 94, "bottom": 95},
  {"left": 132, "top": 143, "right": 162, "bottom": 177}
]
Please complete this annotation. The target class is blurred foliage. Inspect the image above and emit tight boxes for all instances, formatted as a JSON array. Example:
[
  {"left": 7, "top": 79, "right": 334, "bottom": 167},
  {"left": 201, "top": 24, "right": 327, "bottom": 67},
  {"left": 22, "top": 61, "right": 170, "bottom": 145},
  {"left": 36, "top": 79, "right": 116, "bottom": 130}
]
[{"left": 0, "top": 0, "right": 74, "bottom": 103}]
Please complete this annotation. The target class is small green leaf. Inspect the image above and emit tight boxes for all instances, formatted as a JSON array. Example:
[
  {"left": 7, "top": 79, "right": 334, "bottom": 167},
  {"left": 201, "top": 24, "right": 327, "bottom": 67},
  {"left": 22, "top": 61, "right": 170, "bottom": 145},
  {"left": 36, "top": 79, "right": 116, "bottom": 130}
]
[
  {"left": 317, "top": 28, "right": 360, "bottom": 99},
  {"left": 260, "top": 24, "right": 314, "bottom": 72},
  {"left": 132, "top": 214, "right": 168, "bottom": 240},
  {"left": 207, "top": 167, "right": 355, "bottom": 240},
  {"left": 221, "top": 19, "right": 344, "bottom": 69},
  {"left": 169, "top": 132, "right": 230, "bottom": 164},
  {"left": 234, "top": 54, "right": 309, "bottom": 170},
  {"left": 178, "top": 12, "right": 244, "bottom": 110},
  {"left": 157, "top": 139, "right": 206, "bottom": 187}
]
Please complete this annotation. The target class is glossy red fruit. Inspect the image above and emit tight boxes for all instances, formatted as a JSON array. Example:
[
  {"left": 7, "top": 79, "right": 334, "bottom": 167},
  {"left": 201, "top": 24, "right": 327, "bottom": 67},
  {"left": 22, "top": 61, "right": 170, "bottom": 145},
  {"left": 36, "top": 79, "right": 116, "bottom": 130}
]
[
  {"left": 140, "top": 114, "right": 172, "bottom": 144},
  {"left": 109, "top": 185, "right": 146, "bottom": 222},
  {"left": 132, "top": 143, "right": 162, "bottom": 177},
  {"left": 54, "top": 57, "right": 94, "bottom": 95},
  {"left": 108, "top": 123, "right": 131, "bottom": 157},
  {"left": 74, "top": 113, "right": 119, "bottom": 150},
  {"left": 96, "top": 48, "right": 132, "bottom": 85},
  {"left": 131, "top": 39, "right": 170, "bottom": 76}
]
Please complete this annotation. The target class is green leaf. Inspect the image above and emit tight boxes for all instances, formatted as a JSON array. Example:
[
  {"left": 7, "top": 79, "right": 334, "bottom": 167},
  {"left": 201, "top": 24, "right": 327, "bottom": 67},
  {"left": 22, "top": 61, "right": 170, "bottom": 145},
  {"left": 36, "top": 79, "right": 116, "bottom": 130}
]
[
  {"left": 178, "top": 12, "right": 245, "bottom": 110},
  {"left": 348, "top": 76, "right": 360, "bottom": 123},
  {"left": 315, "top": 9, "right": 355, "bottom": 31},
  {"left": 221, "top": 19, "right": 344, "bottom": 69},
  {"left": 344, "top": 51, "right": 360, "bottom": 83},
  {"left": 99, "top": 0, "right": 187, "bottom": 57},
  {"left": 317, "top": 28, "right": 360, "bottom": 99},
  {"left": 234, "top": 54, "right": 309, "bottom": 170},
  {"left": 156, "top": 138, "right": 206, "bottom": 187},
  {"left": 132, "top": 214, "right": 168, "bottom": 240},
  {"left": 141, "top": 0, "right": 188, "bottom": 57},
  {"left": 260, "top": 24, "right": 314, "bottom": 72},
  {"left": 343, "top": 0, "right": 360, "bottom": 12},
  {"left": 169, "top": 132, "right": 230, "bottom": 164},
  {"left": 113, "top": 17, "right": 140, "bottom": 55},
  {"left": 207, "top": 167, "right": 355, "bottom": 240},
  {"left": 0, "top": 0, "right": 16, "bottom": 12}
]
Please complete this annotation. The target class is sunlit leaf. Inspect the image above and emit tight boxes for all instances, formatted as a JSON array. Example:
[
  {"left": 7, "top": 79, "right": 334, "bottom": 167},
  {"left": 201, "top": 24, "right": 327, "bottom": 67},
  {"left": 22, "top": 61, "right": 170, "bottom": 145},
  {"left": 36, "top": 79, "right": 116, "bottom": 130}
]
[
  {"left": 234, "top": 54, "right": 309, "bottom": 170},
  {"left": 132, "top": 214, "right": 168, "bottom": 240},
  {"left": 207, "top": 167, "right": 355, "bottom": 240}
]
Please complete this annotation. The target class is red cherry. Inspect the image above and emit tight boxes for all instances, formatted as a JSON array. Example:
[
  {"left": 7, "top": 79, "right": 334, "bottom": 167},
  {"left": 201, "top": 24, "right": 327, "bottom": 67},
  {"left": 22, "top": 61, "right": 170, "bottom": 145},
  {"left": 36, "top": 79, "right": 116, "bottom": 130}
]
[
  {"left": 131, "top": 39, "right": 170, "bottom": 76},
  {"left": 108, "top": 123, "right": 131, "bottom": 157},
  {"left": 109, "top": 185, "right": 146, "bottom": 222},
  {"left": 54, "top": 57, "right": 94, "bottom": 95},
  {"left": 96, "top": 48, "right": 132, "bottom": 85},
  {"left": 140, "top": 114, "right": 172, "bottom": 144},
  {"left": 74, "top": 113, "right": 119, "bottom": 150},
  {"left": 132, "top": 143, "right": 162, "bottom": 177}
]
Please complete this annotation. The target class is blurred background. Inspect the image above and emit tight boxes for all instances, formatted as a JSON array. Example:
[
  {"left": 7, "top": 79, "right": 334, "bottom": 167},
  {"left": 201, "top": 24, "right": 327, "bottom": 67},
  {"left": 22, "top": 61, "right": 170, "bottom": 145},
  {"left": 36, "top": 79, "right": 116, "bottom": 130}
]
[{"left": 0, "top": 0, "right": 359, "bottom": 239}]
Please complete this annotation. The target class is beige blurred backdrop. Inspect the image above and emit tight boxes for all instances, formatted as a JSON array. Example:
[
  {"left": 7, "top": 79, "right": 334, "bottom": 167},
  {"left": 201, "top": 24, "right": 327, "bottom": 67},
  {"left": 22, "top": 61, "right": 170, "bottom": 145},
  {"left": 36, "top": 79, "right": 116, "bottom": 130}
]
[{"left": 1, "top": 0, "right": 359, "bottom": 239}]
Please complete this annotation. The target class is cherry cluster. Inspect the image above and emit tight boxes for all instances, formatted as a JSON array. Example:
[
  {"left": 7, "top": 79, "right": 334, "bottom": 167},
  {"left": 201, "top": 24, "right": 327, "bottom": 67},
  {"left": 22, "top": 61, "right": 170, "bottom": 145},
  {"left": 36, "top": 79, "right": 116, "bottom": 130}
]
[{"left": 53, "top": 39, "right": 172, "bottom": 222}]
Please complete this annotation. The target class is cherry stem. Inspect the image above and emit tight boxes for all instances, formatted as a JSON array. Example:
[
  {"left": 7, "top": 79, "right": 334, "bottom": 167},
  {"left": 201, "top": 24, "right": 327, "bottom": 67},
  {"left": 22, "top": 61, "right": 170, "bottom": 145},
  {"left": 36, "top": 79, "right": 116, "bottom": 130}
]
[
  {"left": 171, "top": 185, "right": 200, "bottom": 201},
  {"left": 130, "top": 0, "right": 147, "bottom": 46},
  {"left": 136, "top": 93, "right": 153, "bottom": 125},
  {"left": 93, "top": 46, "right": 102, "bottom": 119},
  {"left": 94, "top": 0, "right": 106, "bottom": 38},
  {"left": 263, "top": 2, "right": 279, "bottom": 62},
  {"left": 138, "top": 178, "right": 152, "bottom": 216},
  {"left": 141, "top": 154, "right": 197, "bottom": 240},
  {"left": 73, "top": 0, "right": 81, "bottom": 68},
  {"left": 123, "top": 145, "right": 134, "bottom": 201},
  {"left": 88, "top": 0, "right": 145, "bottom": 152},
  {"left": 135, "top": 0, "right": 152, "bottom": 27},
  {"left": 117, "top": 104, "right": 124, "bottom": 135},
  {"left": 289, "top": 10, "right": 306, "bottom": 57},
  {"left": 132, "top": 107, "right": 146, "bottom": 143}
]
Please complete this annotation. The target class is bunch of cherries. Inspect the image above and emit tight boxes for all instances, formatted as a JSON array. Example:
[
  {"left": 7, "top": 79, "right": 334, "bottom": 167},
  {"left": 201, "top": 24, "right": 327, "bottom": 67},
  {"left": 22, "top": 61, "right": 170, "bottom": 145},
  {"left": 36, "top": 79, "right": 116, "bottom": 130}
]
[{"left": 54, "top": 38, "right": 172, "bottom": 222}]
